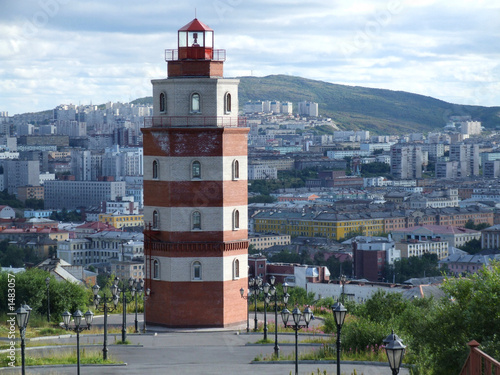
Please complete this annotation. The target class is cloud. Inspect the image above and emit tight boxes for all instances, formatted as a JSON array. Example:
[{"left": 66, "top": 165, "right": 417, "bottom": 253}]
[{"left": 1, "top": 0, "right": 500, "bottom": 114}]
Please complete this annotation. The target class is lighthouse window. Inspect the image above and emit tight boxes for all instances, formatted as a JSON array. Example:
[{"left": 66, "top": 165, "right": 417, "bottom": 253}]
[
  {"left": 153, "top": 259, "right": 160, "bottom": 280},
  {"left": 233, "top": 160, "right": 239, "bottom": 180},
  {"left": 159, "top": 93, "right": 166, "bottom": 113},
  {"left": 152, "top": 160, "right": 159, "bottom": 179},
  {"left": 225, "top": 93, "right": 232, "bottom": 113},
  {"left": 191, "top": 93, "right": 201, "bottom": 113},
  {"left": 233, "top": 259, "right": 240, "bottom": 279},
  {"left": 192, "top": 261, "right": 202, "bottom": 280},
  {"left": 233, "top": 209, "right": 240, "bottom": 230},
  {"left": 152, "top": 210, "right": 159, "bottom": 229},
  {"left": 192, "top": 211, "right": 201, "bottom": 230},
  {"left": 192, "top": 160, "right": 201, "bottom": 179}
]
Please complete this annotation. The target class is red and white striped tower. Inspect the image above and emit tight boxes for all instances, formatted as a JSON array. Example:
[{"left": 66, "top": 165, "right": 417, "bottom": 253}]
[{"left": 141, "top": 18, "right": 248, "bottom": 327}]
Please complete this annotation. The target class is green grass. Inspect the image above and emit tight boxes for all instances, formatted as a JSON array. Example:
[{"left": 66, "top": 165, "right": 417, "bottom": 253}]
[
  {"left": 0, "top": 312, "right": 136, "bottom": 339},
  {"left": 253, "top": 338, "right": 274, "bottom": 344},
  {"left": 255, "top": 343, "right": 387, "bottom": 363},
  {"left": 0, "top": 348, "right": 120, "bottom": 367},
  {"left": 115, "top": 339, "right": 131, "bottom": 345}
]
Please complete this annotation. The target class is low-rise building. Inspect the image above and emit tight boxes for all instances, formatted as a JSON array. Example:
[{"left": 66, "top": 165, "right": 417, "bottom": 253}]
[
  {"left": 439, "top": 253, "right": 500, "bottom": 276},
  {"left": 249, "top": 233, "right": 291, "bottom": 250},
  {"left": 98, "top": 213, "right": 144, "bottom": 229},
  {"left": 481, "top": 224, "right": 500, "bottom": 249},
  {"left": 111, "top": 260, "right": 145, "bottom": 282},
  {"left": 396, "top": 238, "right": 449, "bottom": 260},
  {"left": 391, "top": 225, "right": 481, "bottom": 249}
]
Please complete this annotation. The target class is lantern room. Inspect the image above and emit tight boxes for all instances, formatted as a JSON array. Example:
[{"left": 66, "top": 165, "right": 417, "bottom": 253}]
[{"left": 178, "top": 18, "right": 214, "bottom": 60}]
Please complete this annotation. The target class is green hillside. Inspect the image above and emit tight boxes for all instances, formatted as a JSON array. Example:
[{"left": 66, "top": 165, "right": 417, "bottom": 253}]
[
  {"left": 238, "top": 75, "right": 500, "bottom": 134},
  {"left": 131, "top": 74, "right": 500, "bottom": 134}
]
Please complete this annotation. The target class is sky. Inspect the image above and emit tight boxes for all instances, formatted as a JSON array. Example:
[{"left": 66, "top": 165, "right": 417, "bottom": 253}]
[{"left": 1, "top": 0, "right": 500, "bottom": 115}]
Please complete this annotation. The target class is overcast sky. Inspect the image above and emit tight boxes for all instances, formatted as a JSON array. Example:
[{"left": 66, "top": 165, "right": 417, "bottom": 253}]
[{"left": 1, "top": 0, "right": 500, "bottom": 115}]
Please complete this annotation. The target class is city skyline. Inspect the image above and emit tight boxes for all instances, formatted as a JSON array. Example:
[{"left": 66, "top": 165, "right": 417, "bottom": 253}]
[{"left": 2, "top": 0, "right": 500, "bottom": 115}]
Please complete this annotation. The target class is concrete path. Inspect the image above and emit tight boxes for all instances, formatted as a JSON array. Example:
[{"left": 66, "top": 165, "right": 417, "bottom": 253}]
[{"left": 1, "top": 321, "right": 410, "bottom": 375}]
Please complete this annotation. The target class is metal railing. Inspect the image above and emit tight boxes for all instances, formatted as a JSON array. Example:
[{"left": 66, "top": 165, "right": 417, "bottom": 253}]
[
  {"left": 165, "top": 49, "right": 226, "bottom": 62},
  {"left": 143, "top": 116, "right": 246, "bottom": 128},
  {"left": 460, "top": 340, "right": 500, "bottom": 375}
]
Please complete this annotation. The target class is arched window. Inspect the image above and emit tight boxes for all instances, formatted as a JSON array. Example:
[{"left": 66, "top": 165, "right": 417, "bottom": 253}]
[
  {"left": 153, "top": 259, "right": 160, "bottom": 279},
  {"left": 225, "top": 92, "right": 232, "bottom": 113},
  {"left": 152, "top": 160, "right": 158, "bottom": 179},
  {"left": 192, "top": 261, "right": 202, "bottom": 280},
  {"left": 159, "top": 93, "right": 166, "bottom": 113},
  {"left": 192, "top": 160, "right": 201, "bottom": 179},
  {"left": 152, "top": 210, "right": 159, "bottom": 229},
  {"left": 191, "top": 93, "right": 200, "bottom": 113},
  {"left": 192, "top": 211, "right": 201, "bottom": 230},
  {"left": 233, "top": 259, "right": 240, "bottom": 279},
  {"left": 233, "top": 159, "right": 239, "bottom": 180},
  {"left": 233, "top": 209, "right": 240, "bottom": 230}
]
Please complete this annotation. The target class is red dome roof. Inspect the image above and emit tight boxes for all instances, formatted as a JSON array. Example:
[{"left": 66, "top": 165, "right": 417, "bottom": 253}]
[{"left": 179, "top": 18, "right": 213, "bottom": 32}]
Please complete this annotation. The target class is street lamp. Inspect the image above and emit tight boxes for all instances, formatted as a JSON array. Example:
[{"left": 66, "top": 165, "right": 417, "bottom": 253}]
[
  {"left": 262, "top": 282, "right": 271, "bottom": 341},
  {"left": 248, "top": 277, "right": 263, "bottom": 331},
  {"left": 269, "top": 275, "right": 289, "bottom": 358},
  {"left": 62, "top": 309, "right": 93, "bottom": 375},
  {"left": 114, "top": 276, "right": 135, "bottom": 342},
  {"left": 239, "top": 287, "right": 252, "bottom": 333},
  {"left": 332, "top": 301, "right": 347, "bottom": 375},
  {"left": 15, "top": 303, "right": 31, "bottom": 375},
  {"left": 92, "top": 283, "right": 119, "bottom": 360},
  {"left": 384, "top": 330, "right": 406, "bottom": 375},
  {"left": 340, "top": 274, "right": 347, "bottom": 304},
  {"left": 281, "top": 306, "right": 313, "bottom": 375},
  {"left": 142, "top": 287, "right": 151, "bottom": 333},
  {"left": 131, "top": 278, "right": 145, "bottom": 333},
  {"left": 45, "top": 277, "right": 51, "bottom": 322}
]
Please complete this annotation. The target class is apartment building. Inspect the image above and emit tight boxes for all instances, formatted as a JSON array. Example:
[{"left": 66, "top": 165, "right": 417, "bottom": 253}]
[
  {"left": 248, "top": 233, "right": 291, "bottom": 250},
  {"left": 390, "top": 144, "right": 423, "bottom": 179},
  {"left": 44, "top": 180, "right": 126, "bottom": 210}
]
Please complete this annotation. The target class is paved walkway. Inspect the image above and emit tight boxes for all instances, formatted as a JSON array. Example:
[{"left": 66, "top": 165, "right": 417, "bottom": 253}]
[{"left": 1, "top": 313, "right": 410, "bottom": 375}]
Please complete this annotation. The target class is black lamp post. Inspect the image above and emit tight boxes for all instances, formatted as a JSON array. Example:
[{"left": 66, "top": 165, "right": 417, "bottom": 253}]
[
  {"left": 142, "top": 287, "right": 150, "bottom": 333},
  {"left": 45, "top": 277, "right": 50, "bottom": 322},
  {"left": 384, "top": 330, "right": 406, "bottom": 375},
  {"left": 62, "top": 309, "right": 93, "bottom": 375},
  {"left": 239, "top": 287, "right": 251, "bottom": 333},
  {"left": 248, "top": 276, "right": 263, "bottom": 331},
  {"left": 114, "top": 276, "right": 135, "bottom": 342},
  {"left": 281, "top": 306, "right": 313, "bottom": 375},
  {"left": 269, "top": 275, "right": 289, "bottom": 358},
  {"left": 131, "top": 278, "right": 145, "bottom": 333},
  {"left": 340, "top": 274, "right": 347, "bottom": 304},
  {"left": 332, "top": 301, "right": 347, "bottom": 375},
  {"left": 15, "top": 303, "right": 31, "bottom": 375},
  {"left": 262, "top": 282, "right": 271, "bottom": 341},
  {"left": 92, "top": 284, "right": 119, "bottom": 360}
]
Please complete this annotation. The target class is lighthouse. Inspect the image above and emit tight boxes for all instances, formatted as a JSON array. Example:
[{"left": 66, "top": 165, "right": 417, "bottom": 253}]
[{"left": 141, "top": 18, "right": 249, "bottom": 327}]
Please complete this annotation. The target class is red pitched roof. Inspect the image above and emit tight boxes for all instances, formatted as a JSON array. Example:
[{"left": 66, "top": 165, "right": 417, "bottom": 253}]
[{"left": 179, "top": 18, "right": 213, "bottom": 31}]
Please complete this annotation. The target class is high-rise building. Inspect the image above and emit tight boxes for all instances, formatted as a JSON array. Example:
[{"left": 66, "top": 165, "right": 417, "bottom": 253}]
[
  {"left": 142, "top": 19, "right": 248, "bottom": 328},
  {"left": 390, "top": 144, "right": 423, "bottom": 179},
  {"left": 298, "top": 101, "right": 319, "bottom": 117},
  {"left": 3, "top": 160, "right": 40, "bottom": 195},
  {"left": 450, "top": 143, "right": 479, "bottom": 177}
]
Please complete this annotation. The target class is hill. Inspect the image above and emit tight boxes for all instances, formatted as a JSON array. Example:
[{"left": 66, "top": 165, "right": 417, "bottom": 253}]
[
  {"left": 119, "top": 75, "right": 500, "bottom": 134},
  {"left": 237, "top": 75, "right": 500, "bottom": 134}
]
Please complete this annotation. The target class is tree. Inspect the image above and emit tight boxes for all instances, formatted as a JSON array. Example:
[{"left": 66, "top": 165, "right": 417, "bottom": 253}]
[
  {"left": 268, "top": 249, "right": 301, "bottom": 264},
  {"left": 459, "top": 238, "right": 482, "bottom": 254},
  {"left": 390, "top": 253, "right": 441, "bottom": 283},
  {"left": 418, "top": 262, "right": 500, "bottom": 374},
  {"left": 360, "top": 161, "right": 390, "bottom": 176},
  {"left": 248, "top": 194, "right": 276, "bottom": 204},
  {"left": 0, "top": 269, "right": 89, "bottom": 322}
]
